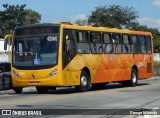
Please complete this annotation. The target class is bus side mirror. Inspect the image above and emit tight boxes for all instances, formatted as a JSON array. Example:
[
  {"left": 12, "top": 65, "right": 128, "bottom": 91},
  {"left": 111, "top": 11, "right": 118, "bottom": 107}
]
[
  {"left": 4, "top": 38, "right": 12, "bottom": 50},
  {"left": 4, "top": 34, "right": 12, "bottom": 50},
  {"left": 8, "top": 38, "right": 12, "bottom": 46},
  {"left": 4, "top": 39, "right": 7, "bottom": 50}
]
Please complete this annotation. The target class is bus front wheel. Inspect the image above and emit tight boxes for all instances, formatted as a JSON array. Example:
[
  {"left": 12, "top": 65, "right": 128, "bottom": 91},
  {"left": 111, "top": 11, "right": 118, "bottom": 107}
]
[
  {"left": 13, "top": 87, "right": 23, "bottom": 94},
  {"left": 75, "top": 71, "right": 90, "bottom": 92}
]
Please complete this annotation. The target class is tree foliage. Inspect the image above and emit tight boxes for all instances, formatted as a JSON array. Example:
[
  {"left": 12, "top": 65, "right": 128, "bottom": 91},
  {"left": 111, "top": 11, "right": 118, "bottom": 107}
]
[
  {"left": 74, "top": 19, "right": 88, "bottom": 26},
  {"left": 0, "top": 4, "right": 41, "bottom": 37},
  {"left": 88, "top": 5, "right": 138, "bottom": 28}
]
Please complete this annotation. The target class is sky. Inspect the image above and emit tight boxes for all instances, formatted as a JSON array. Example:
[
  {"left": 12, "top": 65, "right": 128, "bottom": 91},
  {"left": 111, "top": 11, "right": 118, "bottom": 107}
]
[{"left": 0, "top": 0, "right": 160, "bottom": 30}]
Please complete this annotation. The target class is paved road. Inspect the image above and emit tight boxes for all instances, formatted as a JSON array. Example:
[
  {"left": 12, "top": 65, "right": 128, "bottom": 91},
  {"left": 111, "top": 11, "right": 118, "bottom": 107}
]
[{"left": 0, "top": 76, "right": 160, "bottom": 118}]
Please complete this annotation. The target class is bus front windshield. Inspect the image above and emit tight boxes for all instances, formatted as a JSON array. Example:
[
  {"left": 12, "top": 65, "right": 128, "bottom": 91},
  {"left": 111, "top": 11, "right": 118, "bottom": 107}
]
[{"left": 13, "top": 35, "right": 59, "bottom": 69}]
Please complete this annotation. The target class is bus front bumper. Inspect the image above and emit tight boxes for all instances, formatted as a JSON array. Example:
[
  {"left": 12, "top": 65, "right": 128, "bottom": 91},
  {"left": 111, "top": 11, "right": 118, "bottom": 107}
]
[{"left": 12, "top": 75, "right": 64, "bottom": 88}]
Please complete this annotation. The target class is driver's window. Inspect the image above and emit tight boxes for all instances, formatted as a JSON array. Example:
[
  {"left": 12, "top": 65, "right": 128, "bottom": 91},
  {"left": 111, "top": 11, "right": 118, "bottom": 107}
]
[{"left": 62, "top": 29, "right": 76, "bottom": 68}]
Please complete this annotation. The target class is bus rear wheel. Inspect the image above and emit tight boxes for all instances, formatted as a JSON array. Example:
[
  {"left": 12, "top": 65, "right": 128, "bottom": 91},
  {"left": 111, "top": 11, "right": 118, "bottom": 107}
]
[
  {"left": 122, "top": 68, "right": 138, "bottom": 87},
  {"left": 130, "top": 68, "right": 138, "bottom": 87},
  {"left": 36, "top": 87, "right": 48, "bottom": 93},
  {"left": 13, "top": 87, "right": 23, "bottom": 94},
  {"left": 75, "top": 71, "right": 90, "bottom": 92}
]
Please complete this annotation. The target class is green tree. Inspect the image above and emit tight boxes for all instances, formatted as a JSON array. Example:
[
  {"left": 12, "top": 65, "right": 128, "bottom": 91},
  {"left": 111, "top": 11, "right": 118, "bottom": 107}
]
[
  {"left": 0, "top": 4, "right": 41, "bottom": 37},
  {"left": 88, "top": 5, "right": 138, "bottom": 28},
  {"left": 24, "top": 9, "right": 41, "bottom": 24},
  {"left": 74, "top": 19, "right": 88, "bottom": 26}
]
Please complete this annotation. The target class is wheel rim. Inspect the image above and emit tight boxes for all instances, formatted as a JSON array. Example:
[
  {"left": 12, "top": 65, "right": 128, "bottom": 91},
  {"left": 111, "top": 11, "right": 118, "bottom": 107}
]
[
  {"left": 132, "top": 73, "right": 137, "bottom": 83},
  {"left": 81, "top": 76, "right": 87, "bottom": 86}
]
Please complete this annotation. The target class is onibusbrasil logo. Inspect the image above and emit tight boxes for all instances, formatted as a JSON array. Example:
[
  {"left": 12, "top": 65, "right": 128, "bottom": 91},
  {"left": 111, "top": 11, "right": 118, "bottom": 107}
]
[{"left": 2, "top": 110, "right": 42, "bottom": 116}]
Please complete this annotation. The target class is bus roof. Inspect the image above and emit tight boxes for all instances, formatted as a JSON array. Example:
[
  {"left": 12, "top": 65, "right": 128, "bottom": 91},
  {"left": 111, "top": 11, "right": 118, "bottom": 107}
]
[
  {"left": 59, "top": 22, "right": 152, "bottom": 36},
  {"left": 14, "top": 22, "right": 153, "bottom": 37}
]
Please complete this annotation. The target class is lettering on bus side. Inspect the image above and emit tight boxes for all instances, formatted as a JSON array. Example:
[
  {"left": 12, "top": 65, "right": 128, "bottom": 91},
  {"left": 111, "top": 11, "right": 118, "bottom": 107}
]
[{"left": 47, "top": 36, "right": 58, "bottom": 42}]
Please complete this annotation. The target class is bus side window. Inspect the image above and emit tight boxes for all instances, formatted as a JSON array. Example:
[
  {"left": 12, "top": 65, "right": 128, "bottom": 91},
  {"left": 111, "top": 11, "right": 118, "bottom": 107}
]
[
  {"left": 76, "top": 31, "right": 90, "bottom": 54},
  {"left": 90, "top": 32, "right": 102, "bottom": 54},
  {"left": 131, "top": 35, "right": 139, "bottom": 54},
  {"left": 138, "top": 35, "right": 147, "bottom": 54},
  {"left": 103, "top": 33, "right": 113, "bottom": 54},
  {"left": 146, "top": 36, "right": 152, "bottom": 54},
  {"left": 112, "top": 33, "right": 122, "bottom": 54},
  {"left": 122, "top": 34, "right": 131, "bottom": 54}
]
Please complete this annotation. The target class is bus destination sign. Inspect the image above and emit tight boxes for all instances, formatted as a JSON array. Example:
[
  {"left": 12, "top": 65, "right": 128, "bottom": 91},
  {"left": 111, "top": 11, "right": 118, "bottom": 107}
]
[{"left": 15, "top": 26, "right": 60, "bottom": 36}]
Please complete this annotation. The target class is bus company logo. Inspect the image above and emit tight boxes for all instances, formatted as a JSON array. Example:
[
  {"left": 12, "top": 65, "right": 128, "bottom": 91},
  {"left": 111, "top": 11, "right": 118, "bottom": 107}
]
[
  {"left": 2, "top": 110, "right": 11, "bottom": 115},
  {"left": 137, "top": 54, "right": 147, "bottom": 68},
  {"left": 47, "top": 36, "right": 58, "bottom": 42},
  {"left": 32, "top": 74, "right": 36, "bottom": 78}
]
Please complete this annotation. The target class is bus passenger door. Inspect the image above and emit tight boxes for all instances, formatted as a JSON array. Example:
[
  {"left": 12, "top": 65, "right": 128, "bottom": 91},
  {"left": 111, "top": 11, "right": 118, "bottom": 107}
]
[
  {"left": 102, "top": 33, "right": 122, "bottom": 82},
  {"left": 121, "top": 34, "right": 133, "bottom": 81},
  {"left": 89, "top": 32, "right": 104, "bottom": 83},
  {"left": 62, "top": 29, "right": 77, "bottom": 85},
  {"left": 111, "top": 34, "right": 123, "bottom": 82},
  {"left": 102, "top": 53, "right": 120, "bottom": 82}
]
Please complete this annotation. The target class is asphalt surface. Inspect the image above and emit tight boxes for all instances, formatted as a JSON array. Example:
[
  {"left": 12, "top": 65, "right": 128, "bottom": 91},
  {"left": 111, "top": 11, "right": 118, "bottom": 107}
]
[{"left": 0, "top": 76, "right": 160, "bottom": 118}]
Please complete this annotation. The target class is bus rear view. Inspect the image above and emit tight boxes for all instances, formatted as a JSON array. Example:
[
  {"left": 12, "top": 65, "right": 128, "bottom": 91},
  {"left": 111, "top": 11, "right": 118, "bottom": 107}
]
[{"left": 12, "top": 24, "right": 61, "bottom": 93}]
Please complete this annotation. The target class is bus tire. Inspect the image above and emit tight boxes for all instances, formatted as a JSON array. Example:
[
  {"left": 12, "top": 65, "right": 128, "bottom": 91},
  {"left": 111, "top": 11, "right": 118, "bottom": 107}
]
[
  {"left": 13, "top": 87, "right": 23, "bottom": 93},
  {"left": 75, "top": 71, "right": 90, "bottom": 92},
  {"left": 36, "top": 87, "right": 48, "bottom": 93},
  {"left": 122, "top": 68, "right": 138, "bottom": 87},
  {"left": 130, "top": 68, "right": 138, "bottom": 87}
]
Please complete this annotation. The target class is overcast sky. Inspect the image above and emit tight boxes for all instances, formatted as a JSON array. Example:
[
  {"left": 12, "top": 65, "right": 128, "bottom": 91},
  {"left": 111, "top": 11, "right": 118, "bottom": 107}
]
[{"left": 0, "top": 0, "right": 160, "bottom": 30}]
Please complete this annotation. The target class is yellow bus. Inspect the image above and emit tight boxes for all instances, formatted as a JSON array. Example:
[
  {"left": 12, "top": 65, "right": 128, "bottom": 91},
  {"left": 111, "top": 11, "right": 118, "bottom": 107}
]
[{"left": 10, "top": 22, "right": 154, "bottom": 93}]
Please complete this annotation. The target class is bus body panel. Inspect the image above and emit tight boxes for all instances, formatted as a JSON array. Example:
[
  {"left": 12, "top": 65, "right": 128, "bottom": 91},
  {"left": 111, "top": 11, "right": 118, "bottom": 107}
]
[{"left": 10, "top": 23, "right": 154, "bottom": 89}]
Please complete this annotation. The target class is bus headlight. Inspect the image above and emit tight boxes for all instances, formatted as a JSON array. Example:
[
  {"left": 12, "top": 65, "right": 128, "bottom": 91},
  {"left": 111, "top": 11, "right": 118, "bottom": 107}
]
[
  {"left": 13, "top": 70, "right": 21, "bottom": 78},
  {"left": 48, "top": 68, "right": 58, "bottom": 77}
]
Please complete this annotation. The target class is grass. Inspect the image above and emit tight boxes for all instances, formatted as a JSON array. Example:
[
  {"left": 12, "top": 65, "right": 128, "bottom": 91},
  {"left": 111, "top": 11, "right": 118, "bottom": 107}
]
[{"left": 154, "top": 61, "right": 160, "bottom": 68}]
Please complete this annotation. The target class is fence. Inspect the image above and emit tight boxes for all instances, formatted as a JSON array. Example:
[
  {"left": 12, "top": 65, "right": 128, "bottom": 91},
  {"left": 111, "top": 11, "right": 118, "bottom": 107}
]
[
  {"left": 154, "top": 53, "right": 160, "bottom": 76},
  {"left": 154, "top": 53, "right": 160, "bottom": 62}
]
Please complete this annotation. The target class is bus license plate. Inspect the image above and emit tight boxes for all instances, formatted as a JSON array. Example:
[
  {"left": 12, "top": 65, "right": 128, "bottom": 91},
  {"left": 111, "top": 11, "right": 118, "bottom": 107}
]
[{"left": 29, "top": 82, "right": 39, "bottom": 86}]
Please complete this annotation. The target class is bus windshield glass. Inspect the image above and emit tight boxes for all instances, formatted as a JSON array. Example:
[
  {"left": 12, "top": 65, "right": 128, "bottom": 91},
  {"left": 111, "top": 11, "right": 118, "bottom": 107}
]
[{"left": 13, "top": 26, "right": 60, "bottom": 70}]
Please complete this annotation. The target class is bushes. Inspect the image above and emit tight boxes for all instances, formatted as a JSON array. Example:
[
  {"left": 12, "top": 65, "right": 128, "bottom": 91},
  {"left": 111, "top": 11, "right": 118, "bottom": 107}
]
[{"left": 154, "top": 61, "right": 160, "bottom": 68}]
